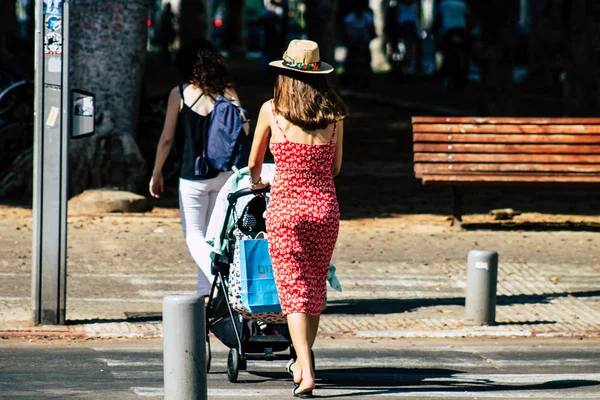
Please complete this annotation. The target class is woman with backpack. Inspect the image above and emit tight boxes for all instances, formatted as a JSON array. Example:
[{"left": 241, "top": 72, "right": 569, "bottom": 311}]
[
  {"left": 247, "top": 40, "right": 347, "bottom": 398},
  {"left": 149, "top": 40, "right": 248, "bottom": 298}
]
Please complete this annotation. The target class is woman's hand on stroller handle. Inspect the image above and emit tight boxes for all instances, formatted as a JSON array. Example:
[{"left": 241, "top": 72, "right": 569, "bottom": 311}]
[
  {"left": 227, "top": 184, "right": 270, "bottom": 204},
  {"left": 250, "top": 179, "right": 270, "bottom": 191}
]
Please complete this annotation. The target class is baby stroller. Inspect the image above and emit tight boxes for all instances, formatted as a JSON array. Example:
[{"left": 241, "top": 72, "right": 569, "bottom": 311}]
[{"left": 204, "top": 166, "right": 306, "bottom": 382}]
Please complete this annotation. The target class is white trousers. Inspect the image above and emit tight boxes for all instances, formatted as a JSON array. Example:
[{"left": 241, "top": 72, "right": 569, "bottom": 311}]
[{"left": 179, "top": 172, "right": 232, "bottom": 295}]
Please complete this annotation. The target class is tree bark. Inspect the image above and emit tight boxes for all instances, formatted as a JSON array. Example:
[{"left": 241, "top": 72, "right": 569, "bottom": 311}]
[
  {"left": 562, "top": 0, "right": 600, "bottom": 116},
  {"left": 304, "top": 0, "right": 339, "bottom": 68},
  {"left": 179, "top": 0, "right": 211, "bottom": 46},
  {"left": 68, "top": 0, "right": 151, "bottom": 195},
  {"left": 469, "top": 0, "right": 519, "bottom": 116}
]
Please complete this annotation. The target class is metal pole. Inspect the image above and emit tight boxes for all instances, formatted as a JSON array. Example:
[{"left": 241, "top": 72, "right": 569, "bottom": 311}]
[
  {"left": 465, "top": 250, "right": 498, "bottom": 325},
  {"left": 163, "top": 295, "right": 207, "bottom": 400},
  {"left": 32, "top": 0, "right": 69, "bottom": 325}
]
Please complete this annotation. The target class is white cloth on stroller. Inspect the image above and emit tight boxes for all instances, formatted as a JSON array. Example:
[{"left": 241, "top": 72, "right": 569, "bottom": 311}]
[{"left": 205, "top": 164, "right": 276, "bottom": 260}]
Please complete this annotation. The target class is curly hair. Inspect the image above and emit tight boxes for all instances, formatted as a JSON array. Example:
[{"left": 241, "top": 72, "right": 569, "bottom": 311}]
[
  {"left": 175, "top": 40, "right": 232, "bottom": 95},
  {"left": 273, "top": 70, "right": 348, "bottom": 130},
  {"left": 190, "top": 47, "right": 232, "bottom": 95}
]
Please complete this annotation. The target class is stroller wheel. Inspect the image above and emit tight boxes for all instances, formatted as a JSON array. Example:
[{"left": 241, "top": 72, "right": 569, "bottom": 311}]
[
  {"left": 227, "top": 348, "right": 240, "bottom": 382},
  {"left": 206, "top": 336, "right": 211, "bottom": 373}
]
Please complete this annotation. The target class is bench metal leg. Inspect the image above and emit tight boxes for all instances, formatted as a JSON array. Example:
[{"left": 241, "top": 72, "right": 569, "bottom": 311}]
[{"left": 452, "top": 187, "right": 463, "bottom": 229}]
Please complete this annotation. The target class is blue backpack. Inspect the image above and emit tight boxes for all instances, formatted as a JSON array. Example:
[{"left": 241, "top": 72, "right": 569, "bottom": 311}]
[{"left": 194, "top": 94, "right": 249, "bottom": 177}]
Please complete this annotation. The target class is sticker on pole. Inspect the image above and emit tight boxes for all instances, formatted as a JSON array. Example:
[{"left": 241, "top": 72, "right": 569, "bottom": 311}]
[
  {"left": 46, "top": 16, "right": 62, "bottom": 32},
  {"left": 44, "top": 32, "right": 62, "bottom": 55},
  {"left": 43, "top": 0, "right": 63, "bottom": 16},
  {"left": 474, "top": 262, "right": 489, "bottom": 271},
  {"left": 46, "top": 107, "right": 59, "bottom": 127}
]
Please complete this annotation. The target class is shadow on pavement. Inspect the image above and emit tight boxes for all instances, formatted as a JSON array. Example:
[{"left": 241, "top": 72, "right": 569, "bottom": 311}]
[
  {"left": 315, "top": 379, "right": 600, "bottom": 399},
  {"left": 250, "top": 367, "right": 599, "bottom": 398},
  {"left": 323, "top": 290, "right": 600, "bottom": 316},
  {"left": 461, "top": 221, "right": 600, "bottom": 232}
]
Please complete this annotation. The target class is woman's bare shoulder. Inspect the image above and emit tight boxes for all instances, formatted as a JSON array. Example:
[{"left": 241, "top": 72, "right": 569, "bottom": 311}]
[{"left": 259, "top": 99, "right": 274, "bottom": 114}]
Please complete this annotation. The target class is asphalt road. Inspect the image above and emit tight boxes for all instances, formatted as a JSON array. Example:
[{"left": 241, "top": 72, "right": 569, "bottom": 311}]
[{"left": 1, "top": 338, "right": 599, "bottom": 399}]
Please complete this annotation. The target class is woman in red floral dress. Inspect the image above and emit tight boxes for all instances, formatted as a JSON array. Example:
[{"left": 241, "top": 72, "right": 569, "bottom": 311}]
[{"left": 248, "top": 40, "right": 347, "bottom": 398}]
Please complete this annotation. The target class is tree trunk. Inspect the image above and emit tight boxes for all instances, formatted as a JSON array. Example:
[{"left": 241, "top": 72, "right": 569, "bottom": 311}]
[
  {"left": 304, "top": 0, "right": 339, "bottom": 68},
  {"left": 469, "top": 0, "right": 519, "bottom": 116},
  {"left": 562, "top": 0, "right": 600, "bottom": 116},
  {"left": 526, "top": 0, "right": 563, "bottom": 91},
  {"left": 226, "top": 0, "right": 246, "bottom": 59},
  {"left": 179, "top": 0, "right": 211, "bottom": 46},
  {"left": 0, "top": 0, "right": 151, "bottom": 200},
  {"left": 68, "top": 0, "right": 151, "bottom": 195}
]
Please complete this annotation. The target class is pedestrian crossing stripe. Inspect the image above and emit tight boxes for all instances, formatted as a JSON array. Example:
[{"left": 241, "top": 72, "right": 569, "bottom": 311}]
[{"left": 130, "top": 387, "right": 600, "bottom": 398}]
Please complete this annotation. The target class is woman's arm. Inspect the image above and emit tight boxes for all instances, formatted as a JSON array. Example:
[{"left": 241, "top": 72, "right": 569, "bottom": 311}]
[
  {"left": 331, "top": 120, "right": 344, "bottom": 178},
  {"left": 247, "top": 101, "right": 272, "bottom": 190},
  {"left": 149, "top": 86, "right": 180, "bottom": 199}
]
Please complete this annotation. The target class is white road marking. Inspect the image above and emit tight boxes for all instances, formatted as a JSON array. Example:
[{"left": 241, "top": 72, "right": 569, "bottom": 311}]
[
  {"left": 97, "top": 358, "right": 162, "bottom": 367},
  {"left": 131, "top": 387, "right": 163, "bottom": 397},
  {"left": 129, "top": 387, "right": 600, "bottom": 398},
  {"left": 137, "top": 290, "right": 196, "bottom": 298},
  {"left": 355, "top": 330, "right": 533, "bottom": 338},
  {"left": 100, "top": 356, "right": 600, "bottom": 374},
  {"left": 128, "top": 278, "right": 195, "bottom": 286},
  {"left": 69, "top": 273, "right": 196, "bottom": 278}
]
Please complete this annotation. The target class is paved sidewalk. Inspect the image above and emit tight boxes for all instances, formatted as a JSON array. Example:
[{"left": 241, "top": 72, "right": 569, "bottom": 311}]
[{"left": 1, "top": 210, "right": 599, "bottom": 340}]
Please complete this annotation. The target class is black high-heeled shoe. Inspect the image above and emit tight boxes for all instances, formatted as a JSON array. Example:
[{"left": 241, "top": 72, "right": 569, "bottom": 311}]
[{"left": 293, "top": 383, "right": 314, "bottom": 399}]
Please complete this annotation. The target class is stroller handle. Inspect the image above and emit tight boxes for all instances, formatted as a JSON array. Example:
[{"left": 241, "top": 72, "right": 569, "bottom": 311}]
[{"left": 227, "top": 185, "right": 270, "bottom": 205}]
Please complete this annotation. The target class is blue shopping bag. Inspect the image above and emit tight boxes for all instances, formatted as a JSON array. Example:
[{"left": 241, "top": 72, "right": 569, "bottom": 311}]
[{"left": 239, "top": 238, "right": 282, "bottom": 313}]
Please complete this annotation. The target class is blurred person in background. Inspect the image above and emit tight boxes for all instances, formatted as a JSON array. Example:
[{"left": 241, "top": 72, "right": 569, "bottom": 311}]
[
  {"left": 432, "top": 0, "right": 471, "bottom": 89},
  {"left": 157, "top": 3, "right": 176, "bottom": 64},
  {"left": 396, "top": 0, "right": 419, "bottom": 74},
  {"left": 342, "top": 3, "right": 376, "bottom": 89},
  {"left": 259, "top": 0, "right": 286, "bottom": 70}
]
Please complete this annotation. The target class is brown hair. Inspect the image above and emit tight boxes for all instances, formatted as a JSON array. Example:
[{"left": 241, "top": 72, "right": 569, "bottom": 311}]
[
  {"left": 273, "top": 71, "right": 348, "bottom": 130},
  {"left": 189, "top": 46, "right": 232, "bottom": 95}
]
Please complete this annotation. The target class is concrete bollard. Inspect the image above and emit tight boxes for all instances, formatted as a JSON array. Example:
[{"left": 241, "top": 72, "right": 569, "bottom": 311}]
[
  {"left": 465, "top": 250, "right": 498, "bottom": 326},
  {"left": 163, "top": 294, "right": 207, "bottom": 400}
]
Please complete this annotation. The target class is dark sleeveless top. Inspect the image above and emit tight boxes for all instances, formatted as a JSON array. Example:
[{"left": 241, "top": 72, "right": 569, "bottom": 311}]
[{"left": 177, "top": 85, "right": 215, "bottom": 180}]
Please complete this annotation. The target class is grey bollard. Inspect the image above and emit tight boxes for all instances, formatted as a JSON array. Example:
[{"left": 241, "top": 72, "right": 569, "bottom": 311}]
[
  {"left": 465, "top": 250, "right": 498, "bottom": 325},
  {"left": 163, "top": 294, "right": 207, "bottom": 400}
]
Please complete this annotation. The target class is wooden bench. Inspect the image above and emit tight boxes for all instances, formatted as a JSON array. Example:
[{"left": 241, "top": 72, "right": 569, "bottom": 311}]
[{"left": 412, "top": 117, "right": 600, "bottom": 228}]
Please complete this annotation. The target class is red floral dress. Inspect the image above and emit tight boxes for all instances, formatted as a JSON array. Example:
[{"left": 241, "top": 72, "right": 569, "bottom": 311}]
[{"left": 266, "top": 101, "right": 340, "bottom": 315}]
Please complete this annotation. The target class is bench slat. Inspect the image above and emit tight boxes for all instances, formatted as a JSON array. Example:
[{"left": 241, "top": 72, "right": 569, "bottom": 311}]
[
  {"left": 414, "top": 143, "right": 600, "bottom": 154},
  {"left": 414, "top": 153, "right": 600, "bottom": 163},
  {"left": 413, "top": 124, "right": 600, "bottom": 134},
  {"left": 419, "top": 174, "right": 600, "bottom": 183},
  {"left": 412, "top": 117, "right": 600, "bottom": 125},
  {"left": 415, "top": 163, "right": 600, "bottom": 174},
  {"left": 414, "top": 133, "right": 600, "bottom": 144}
]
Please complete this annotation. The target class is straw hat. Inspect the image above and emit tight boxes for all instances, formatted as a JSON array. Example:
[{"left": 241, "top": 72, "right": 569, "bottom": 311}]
[{"left": 269, "top": 40, "right": 334, "bottom": 74}]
